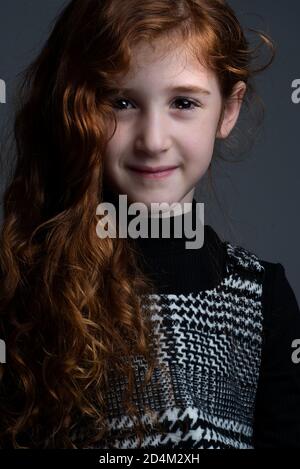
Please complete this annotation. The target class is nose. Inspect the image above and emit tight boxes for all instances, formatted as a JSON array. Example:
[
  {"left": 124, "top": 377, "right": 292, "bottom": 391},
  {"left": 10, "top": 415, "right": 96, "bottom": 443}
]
[{"left": 134, "top": 111, "right": 171, "bottom": 156}]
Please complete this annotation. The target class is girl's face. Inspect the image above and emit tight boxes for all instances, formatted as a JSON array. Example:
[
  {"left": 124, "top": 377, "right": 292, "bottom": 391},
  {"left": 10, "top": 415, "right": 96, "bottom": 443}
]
[{"left": 104, "top": 39, "right": 246, "bottom": 211}]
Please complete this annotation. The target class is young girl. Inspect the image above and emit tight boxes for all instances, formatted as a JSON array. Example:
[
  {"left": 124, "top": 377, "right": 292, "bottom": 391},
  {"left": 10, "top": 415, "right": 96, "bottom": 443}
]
[{"left": 0, "top": 0, "right": 300, "bottom": 449}]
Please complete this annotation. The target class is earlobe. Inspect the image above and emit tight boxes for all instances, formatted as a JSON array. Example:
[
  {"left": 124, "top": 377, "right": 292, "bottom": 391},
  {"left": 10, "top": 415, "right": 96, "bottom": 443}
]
[{"left": 216, "top": 118, "right": 227, "bottom": 140}]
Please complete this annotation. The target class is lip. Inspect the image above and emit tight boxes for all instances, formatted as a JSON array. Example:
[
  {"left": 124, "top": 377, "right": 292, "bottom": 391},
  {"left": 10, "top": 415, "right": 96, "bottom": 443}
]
[
  {"left": 128, "top": 165, "right": 179, "bottom": 179},
  {"left": 129, "top": 166, "right": 178, "bottom": 179},
  {"left": 129, "top": 165, "right": 179, "bottom": 172}
]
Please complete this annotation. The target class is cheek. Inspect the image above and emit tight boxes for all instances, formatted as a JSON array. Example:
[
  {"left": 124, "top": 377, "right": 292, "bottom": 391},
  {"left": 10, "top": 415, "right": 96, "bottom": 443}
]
[
  {"left": 196, "top": 112, "right": 220, "bottom": 153},
  {"left": 104, "top": 124, "right": 130, "bottom": 162},
  {"left": 179, "top": 130, "right": 216, "bottom": 180},
  {"left": 181, "top": 131, "right": 215, "bottom": 166}
]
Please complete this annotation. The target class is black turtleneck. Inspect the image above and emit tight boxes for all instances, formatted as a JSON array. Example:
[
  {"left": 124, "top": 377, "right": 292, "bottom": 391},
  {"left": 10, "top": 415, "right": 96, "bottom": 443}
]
[
  {"left": 102, "top": 192, "right": 226, "bottom": 294},
  {"left": 128, "top": 199, "right": 225, "bottom": 294}
]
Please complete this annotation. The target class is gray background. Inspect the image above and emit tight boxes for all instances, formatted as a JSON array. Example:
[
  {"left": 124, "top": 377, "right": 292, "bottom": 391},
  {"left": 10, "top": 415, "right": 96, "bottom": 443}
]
[{"left": 0, "top": 1, "right": 299, "bottom": 303}]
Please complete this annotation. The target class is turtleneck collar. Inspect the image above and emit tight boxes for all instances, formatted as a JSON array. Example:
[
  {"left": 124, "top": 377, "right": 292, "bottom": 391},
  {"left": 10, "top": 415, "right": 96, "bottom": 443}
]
[
  {"left": 102, "top": 187, "right": 204, "bottom": 253},
  {"left": 101, "top": 187, "right": 226, "bottom": 292},
  {"left": 127, "top": 197, "right": 204, "bottom": 254}
]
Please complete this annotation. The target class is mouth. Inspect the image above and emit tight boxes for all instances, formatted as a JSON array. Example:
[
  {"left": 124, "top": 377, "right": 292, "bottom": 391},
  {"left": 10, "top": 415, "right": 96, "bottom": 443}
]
[{"left": 128, "top": 166, "right": 179, "bottom": 179}]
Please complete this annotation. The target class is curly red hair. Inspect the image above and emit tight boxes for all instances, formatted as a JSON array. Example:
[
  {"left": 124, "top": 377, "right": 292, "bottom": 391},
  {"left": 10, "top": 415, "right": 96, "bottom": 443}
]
[{"left": 0, "top": 0, "right": 275, "bottom": 448}]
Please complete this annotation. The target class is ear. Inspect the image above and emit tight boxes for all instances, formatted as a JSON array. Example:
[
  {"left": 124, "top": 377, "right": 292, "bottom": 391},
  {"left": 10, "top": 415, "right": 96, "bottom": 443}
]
[{"left": 216, "top": 81, "right": 247, "bottom": 139}]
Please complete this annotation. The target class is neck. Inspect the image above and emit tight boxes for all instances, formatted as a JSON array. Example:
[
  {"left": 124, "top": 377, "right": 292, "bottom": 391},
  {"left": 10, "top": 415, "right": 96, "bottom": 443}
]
[{"left": 101, "top": 188, "right": 204, "bottom": 249}]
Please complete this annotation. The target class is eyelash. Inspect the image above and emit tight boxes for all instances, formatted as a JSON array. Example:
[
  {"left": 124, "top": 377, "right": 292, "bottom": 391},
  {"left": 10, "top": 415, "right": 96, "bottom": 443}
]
[{"left": 111, "top": 96, "right": 202, "bottom": 112}]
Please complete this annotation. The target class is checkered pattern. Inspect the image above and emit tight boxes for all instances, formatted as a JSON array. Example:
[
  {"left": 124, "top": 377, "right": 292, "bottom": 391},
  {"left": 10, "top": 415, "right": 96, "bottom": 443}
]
[{"left": 72, "top": 241, "right": 265, "bottom": 449}]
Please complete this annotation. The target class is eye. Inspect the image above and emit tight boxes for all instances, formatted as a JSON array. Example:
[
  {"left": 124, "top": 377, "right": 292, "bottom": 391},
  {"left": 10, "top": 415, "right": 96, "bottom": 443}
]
[
  {"left": 111, "top": 96, "right": 201, "bottom": 112},
  {"left": 172, "top": 97, "right": 201, "bottom": 111},
  {"left": 112, "top": 97, "right": 135, "bottom": 111}
]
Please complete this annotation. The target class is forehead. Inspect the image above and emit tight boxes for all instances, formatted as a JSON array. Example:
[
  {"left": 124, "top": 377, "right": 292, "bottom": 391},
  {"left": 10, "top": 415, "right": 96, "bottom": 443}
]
[{"left": 112, "top": 38, "right": 217, "bottom": 92}]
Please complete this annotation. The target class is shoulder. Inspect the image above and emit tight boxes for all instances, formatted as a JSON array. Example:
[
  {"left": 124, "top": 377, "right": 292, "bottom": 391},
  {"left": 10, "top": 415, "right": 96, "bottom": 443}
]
[
  {"left": 207, "top": 226, "right": 266, "bottom": 284},
  {"left": 206, "top": 225, "right": 266, "bottom": 277},
  {"left": 258, "top": 259, "right": 300, "bottom": 334},
  {"left": 219, "top": 234, "right": 300, "bottom": 326},
  {"left": 259, "top": 259, "right": 298, "bottom": 307},
  {"left": 210, "top": 227, "right": 300, "bottom": 319}
]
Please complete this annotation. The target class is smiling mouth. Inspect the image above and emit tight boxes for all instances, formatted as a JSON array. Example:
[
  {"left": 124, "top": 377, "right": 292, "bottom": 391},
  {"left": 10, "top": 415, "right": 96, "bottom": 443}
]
[{"left": 128, "top": 167, "right": 179, "bottom": 179}]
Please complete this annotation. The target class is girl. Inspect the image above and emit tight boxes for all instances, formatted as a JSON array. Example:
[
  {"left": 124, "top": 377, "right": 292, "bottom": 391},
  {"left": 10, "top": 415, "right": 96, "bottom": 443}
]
[{"left": 0, "top": 0, "right": 300, "bottom": 449}]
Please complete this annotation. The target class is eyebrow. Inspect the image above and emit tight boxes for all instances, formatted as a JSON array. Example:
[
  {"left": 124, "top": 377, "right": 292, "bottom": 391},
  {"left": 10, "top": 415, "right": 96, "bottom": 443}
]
[
  {"left": 166, "top": 85, "right": 211, "bottom": 95},
  {"left": 114, "top": 84, "right": 211, "bottom": 96}
]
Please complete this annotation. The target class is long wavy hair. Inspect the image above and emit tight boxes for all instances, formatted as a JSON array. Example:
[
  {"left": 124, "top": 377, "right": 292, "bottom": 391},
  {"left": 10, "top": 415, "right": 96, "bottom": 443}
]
[{"left": 0, "top": 0, "right": 275, "bottom": 448}]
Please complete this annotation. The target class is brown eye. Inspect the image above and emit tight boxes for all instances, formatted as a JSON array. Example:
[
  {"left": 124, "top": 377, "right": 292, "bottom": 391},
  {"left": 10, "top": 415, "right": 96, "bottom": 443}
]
[
  {"left": 172, "top": 97, "right": 199, "bottom": 111},
  {"left": 112, "top": 98, "right": 135, "bottom": 110}
]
